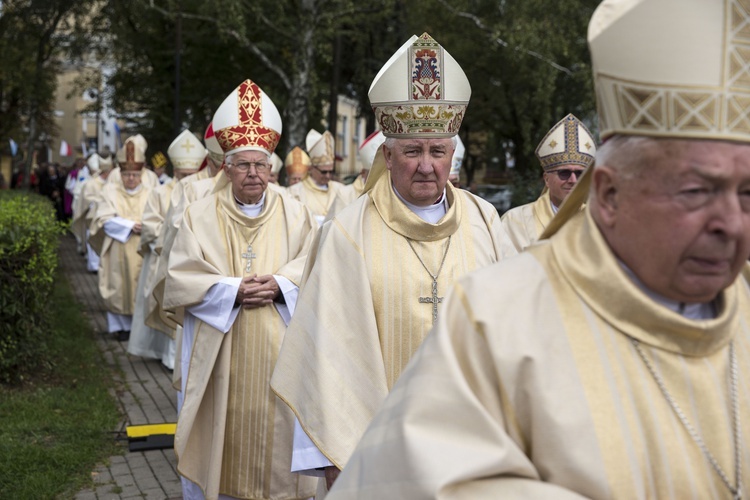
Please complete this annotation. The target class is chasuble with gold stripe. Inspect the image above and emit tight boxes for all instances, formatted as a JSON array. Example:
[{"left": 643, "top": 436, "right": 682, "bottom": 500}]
[
  {"left": 271, "top": 170, "right": 504, "bottom": 471},
  {"left": 165, "top": 183, "right": 317, "bottom": 500},
  {"left": 329, "top": 208, "right": 750, "bottom": 499}
]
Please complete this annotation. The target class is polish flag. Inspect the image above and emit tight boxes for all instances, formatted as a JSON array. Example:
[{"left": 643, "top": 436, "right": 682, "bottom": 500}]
[{"left": 59, "top": 140, "right": 72, "bottom": 156}]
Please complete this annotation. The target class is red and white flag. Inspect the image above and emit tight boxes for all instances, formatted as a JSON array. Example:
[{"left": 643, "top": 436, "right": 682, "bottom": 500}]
[{"left": 59, "top": 139, "right": 72, "bottom": 156}]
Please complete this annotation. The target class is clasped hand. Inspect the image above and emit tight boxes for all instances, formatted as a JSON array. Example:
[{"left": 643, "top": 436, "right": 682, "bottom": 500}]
[{"left": 235, "top": 274, "right": 280, "bottom": 309}]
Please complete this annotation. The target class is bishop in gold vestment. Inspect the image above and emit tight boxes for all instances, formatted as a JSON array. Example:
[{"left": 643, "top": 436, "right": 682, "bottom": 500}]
[
  {"left": 500, "top": 113, "right": 595, "bottom": 256},
  {"left": 165, "top": 79, "right": 317, "bottom": 500},
  {"left": 89, "top": 164, "right": 151, "bottom": 335},
  {"left": 271, "top": 34, "right": 503, "bottom": 494}
]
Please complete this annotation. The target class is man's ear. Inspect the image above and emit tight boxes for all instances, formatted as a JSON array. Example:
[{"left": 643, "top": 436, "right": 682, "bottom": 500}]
[
  {"left": 383, "top": 145, "right": 394, "bottom": 172},
  {"left": 591, "top": 166, "right": 619, "bottom": 227}
]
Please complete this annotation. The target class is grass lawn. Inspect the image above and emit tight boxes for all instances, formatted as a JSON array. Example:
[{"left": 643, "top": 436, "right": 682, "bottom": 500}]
[{"left": 0, "top": 269, "right": 122, "bottom": 499}]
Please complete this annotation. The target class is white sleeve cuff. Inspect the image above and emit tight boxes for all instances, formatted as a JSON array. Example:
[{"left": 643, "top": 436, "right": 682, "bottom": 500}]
[
  {"left": 103, "top": 217, "right": 135, "bottom": 243},
  {"left": 291, "top": 418, "right": 333, "bottom": 475},
  {"left": 273, "top": 275, "right": 299, "bottom": 326},
  {"left": 185, "top": 277, "right": 241, "bottom": 333}
]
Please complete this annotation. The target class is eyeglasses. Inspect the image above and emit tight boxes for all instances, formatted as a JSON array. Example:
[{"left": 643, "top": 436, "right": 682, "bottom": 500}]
[
  {"left": 313, "top": 165, "right": 335, "bottom": 176},
  {"left": 121, "top": 172, "right": 141, "bottom": 178},
  {"left": 549, "top": 168, "right": 586, "bottom": 181},
  {"left": 230, "top": 161, "right": 269, "bottom": 173}
]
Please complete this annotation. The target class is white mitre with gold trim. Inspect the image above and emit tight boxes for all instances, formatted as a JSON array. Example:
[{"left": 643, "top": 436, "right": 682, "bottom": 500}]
[
  {"left": 306, "top": 129, "right": 335, "bottom": 166},
  {"left": 369, "top": 32, "right": 470, "bottom": 138},
  {"left": 212, "top": 79, "right": 282, "bottom": 156},
  {"left": 535, "top": 114, "right": 596, "bottom": 171},
  {"left": 168, "top": 129, "right": 206, "bottom": 170},
  {"left": 589, "top": 0, "right": 750, "bottom": 142},
  {"left": 450, "top": 135, "right": 465, "bottom": 177},
  {"left": 358, "top": 130, "right": 385, "bottom": 170},
  {"left": 270, "top": 152, "right": 283, "bottom": 175},
  {"left": 87, "top": 153, "right": 102, "bottom": 173}
]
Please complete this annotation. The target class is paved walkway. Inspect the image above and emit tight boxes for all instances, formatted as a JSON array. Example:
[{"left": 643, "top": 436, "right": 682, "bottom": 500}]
[{"left": 61, "top": 235, "right": 183, "bottom": 500}]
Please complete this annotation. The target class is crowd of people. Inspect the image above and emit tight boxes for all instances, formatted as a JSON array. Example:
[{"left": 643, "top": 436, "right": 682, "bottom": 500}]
[{"left": 35, "top": 0, "right": 750, "bottom": 498}]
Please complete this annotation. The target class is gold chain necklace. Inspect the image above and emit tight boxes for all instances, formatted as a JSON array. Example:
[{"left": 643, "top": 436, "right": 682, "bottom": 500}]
[
  {"left": 632, "top": 339, "right": 742, "bottom": 499},
  {"left": 239, "top": 226, "right": 262, "bottom": 274},
  {"left": 406, "top": 235, "right": 452, "bottom": 325}
]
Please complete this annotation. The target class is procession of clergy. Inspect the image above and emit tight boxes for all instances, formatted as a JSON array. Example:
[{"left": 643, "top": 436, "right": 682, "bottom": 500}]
[{"left": 68, "top": 0, "right": 750, "bottom": 498}]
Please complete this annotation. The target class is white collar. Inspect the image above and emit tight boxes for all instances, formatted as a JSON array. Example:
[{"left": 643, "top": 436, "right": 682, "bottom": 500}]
[
  {"left": 235, "top": 192, "right": 266, "bottom": 217},
  {"left": 392, "top": 185, "right": 447, "bottom": 224},
  {"left": 125, "top": 185, "right": 142, "bottom": 195}
]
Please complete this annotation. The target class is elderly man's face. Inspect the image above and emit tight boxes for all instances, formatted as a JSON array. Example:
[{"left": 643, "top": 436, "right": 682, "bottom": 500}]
[
  {"left": 174, "top": 168, "right": 198, "bottom": 180},
  {"left": 287, "top": 172, "right": 304, "bottom": 186},
  {"left": 594, "top": 139, "right": 750, "bottom": 303},
  {"left": 226, "top": 150, "right": 270, "bottom": 205},
  {"left": 544, "top": 164, "right": 587, "bottom": 207},
  {"left": 121, "top": 170, "right": 142, "bottom": 190},
  {"left": 384, "top": 138, "right": 453, "bottom": 206},
  {"left": 309, "top": 162, "right": 335, "bottom": 187}
]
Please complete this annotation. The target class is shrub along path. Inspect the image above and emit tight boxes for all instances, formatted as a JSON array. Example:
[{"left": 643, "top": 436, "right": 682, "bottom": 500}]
[{"left": 61, "top": 235, "right": 182, "bottom": 500}]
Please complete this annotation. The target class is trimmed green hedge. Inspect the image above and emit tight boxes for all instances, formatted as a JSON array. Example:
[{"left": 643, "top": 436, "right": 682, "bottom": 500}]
[{"left": 0, "top": 191, "right": 65, "bottom": 384}]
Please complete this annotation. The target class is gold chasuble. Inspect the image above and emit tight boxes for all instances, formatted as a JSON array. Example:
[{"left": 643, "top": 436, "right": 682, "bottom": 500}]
[
  {"left": 329, "top": 208, "right": 750, "bottom": 499},
  {"left": 286, "top": 175, "right": 346, "bottom": 219},
  {"left": 271, "top": 170, "right": 504, "bottom": 470},
  {"left": 89, "top": 182, "right": 151, "bottom": 315},
  {"left": 164, "top": 183, "right": 317, "bottom": 500},
  {"left": 499, "top": 189, "right": 557, "bottom": 256}
]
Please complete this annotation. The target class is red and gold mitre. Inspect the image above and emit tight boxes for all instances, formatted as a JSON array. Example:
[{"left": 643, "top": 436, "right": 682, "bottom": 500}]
[
  {"left": 358, "top": 130, "right": 385, "bottom": 170},
  {"left": 212, "top": 79, "right": 282, "bottom": 156},
  {"left": 368, "top": 33, "right": 471, "bottom": 138},
  {"left": 203, "top": 122, "right": 224, "bottom": 163},
  {"left": 284, "top": 146, "right": 311, "bottom": 176}
]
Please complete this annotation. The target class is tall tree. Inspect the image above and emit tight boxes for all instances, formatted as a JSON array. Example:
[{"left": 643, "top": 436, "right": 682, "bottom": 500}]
[{"left": 0, "top": 0, "right": 94, "bottom": 189}]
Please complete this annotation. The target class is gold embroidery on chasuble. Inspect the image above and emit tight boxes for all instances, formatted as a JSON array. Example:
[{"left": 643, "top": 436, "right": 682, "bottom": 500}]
[
  {"left": 213, "top": 189, "right": 290, "bottom": 498},
  {"left": 367, "top": 173, "right": 486, "bottom": 389}
]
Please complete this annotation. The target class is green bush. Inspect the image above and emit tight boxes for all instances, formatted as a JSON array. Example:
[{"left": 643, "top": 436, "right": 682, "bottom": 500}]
[{"left": 0, "top": 191, "right": 65, "bottom": 384}]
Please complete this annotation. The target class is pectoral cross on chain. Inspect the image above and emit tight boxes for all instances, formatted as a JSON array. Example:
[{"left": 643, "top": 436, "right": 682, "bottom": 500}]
[
  {"left": 242, "top": 244, "right": 257, "bottom": 273},
  {"left": 418, "top": 278, "right": 443, "bottom": 324}
]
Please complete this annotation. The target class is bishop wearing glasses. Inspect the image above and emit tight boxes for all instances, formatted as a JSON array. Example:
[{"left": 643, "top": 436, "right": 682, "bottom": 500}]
[
  {"left": 164, "top": 79, "right": 317, "bottom": 500},
  {"left": 287, "top": 129, "right": 347, "bottom": 225},
  {"left": 500, "top": 114, "right": 596, "bottom": 256}
]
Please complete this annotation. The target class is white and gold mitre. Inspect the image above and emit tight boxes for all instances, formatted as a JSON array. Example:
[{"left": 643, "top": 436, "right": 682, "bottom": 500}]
[
  {"left": 306, "top": 129, "right": 335, "bottom": 166},
  {"left": 212, "top": 79, "right": 282, "bottom": 155},
  {"left": 87, "top": 153, "right": 102, "bottom": 172},
  {"left": 285, "top": 146, "right": 311, "bottom": 176},
  {"left": 99, "top": 155, "right": 113, "bottom": 171},
  {"left": 116, "top": 136, "right": 147, "bottom": 167},
  {"left": 590, "top": 0, "right": 750, "bottom": 142},
  {"left": 270, "top": 152, "right": 283, "bottom": 174},
  {"left": 450, "top": 135, "right": 465, "bottom": 177},
  {"left": 168, "top": 129, "right": 206, "bottom": 170},
  {"left": 358, "top": 130, "right": 386, "bottom": 170},
  {"left": 368, "top": 32, "right": 470, "bottom": 138},
  {"left": 535, "top": 114, "right": 596, "bottom": 171}
]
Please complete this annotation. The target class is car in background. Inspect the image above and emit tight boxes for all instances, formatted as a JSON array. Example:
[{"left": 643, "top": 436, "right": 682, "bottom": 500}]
[{"left": 474, "top": 184, "right": 512, "bottom": 214}]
